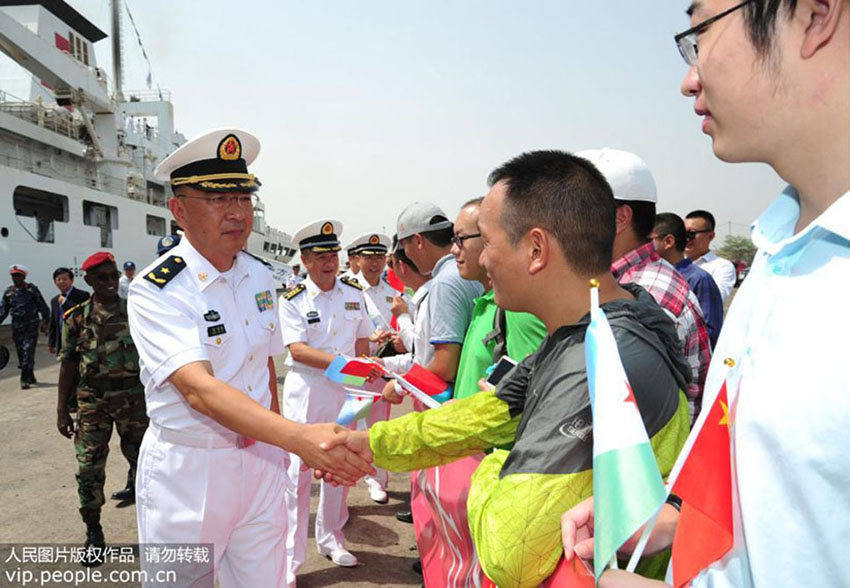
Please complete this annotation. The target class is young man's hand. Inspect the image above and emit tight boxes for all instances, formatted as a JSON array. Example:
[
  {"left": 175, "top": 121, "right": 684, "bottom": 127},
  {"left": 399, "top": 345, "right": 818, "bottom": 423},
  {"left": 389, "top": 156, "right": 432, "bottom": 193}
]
[
  {"left": 312, "top": 430, "right": 373, "bottom": 485},
  {"left": 293, "top": 423, "right": 375, "bottom": 486}
]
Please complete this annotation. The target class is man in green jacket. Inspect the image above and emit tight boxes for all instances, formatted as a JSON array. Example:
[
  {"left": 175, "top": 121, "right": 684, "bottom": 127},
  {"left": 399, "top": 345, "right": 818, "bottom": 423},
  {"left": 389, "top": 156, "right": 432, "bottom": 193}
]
[{"left": 319, "top": 150, "right": 691, "bottom": 588}]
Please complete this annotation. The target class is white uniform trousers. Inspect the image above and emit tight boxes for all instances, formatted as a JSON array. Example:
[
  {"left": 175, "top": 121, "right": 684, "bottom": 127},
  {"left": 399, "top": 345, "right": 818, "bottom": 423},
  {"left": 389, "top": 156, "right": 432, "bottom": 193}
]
[
  {"left": 136, "top": 424, "right": 289, "bottom": 588},
  {"left": 361, "top": 380, "right": 390, "bottom": 491},
  {"left": 283, "top": 371, "right": 351, "bottom": 584}
]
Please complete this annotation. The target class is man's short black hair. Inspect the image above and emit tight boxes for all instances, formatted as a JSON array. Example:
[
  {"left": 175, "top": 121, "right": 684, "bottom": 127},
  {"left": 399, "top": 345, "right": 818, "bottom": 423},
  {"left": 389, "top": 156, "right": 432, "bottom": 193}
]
[
  {"left": 487, "top": 150, "right": 616, "bottom": 275},
  {"left": 686, "top": 209, "right": 716, "bottom": 231},
  {"left": 654, "top": 212, "right": 687, "bottom": 252},
  {"left": 393, "top": 245, "right": 420, "bottom": 274},
  {"left": 53, "top": 267, "right": 73, "bottom": 280},
  {"left": 619, "top": 200, "right": 657, "bottom": 241},
  {"left": 421, "top": 221, "right": 454, "bottom": 248}
]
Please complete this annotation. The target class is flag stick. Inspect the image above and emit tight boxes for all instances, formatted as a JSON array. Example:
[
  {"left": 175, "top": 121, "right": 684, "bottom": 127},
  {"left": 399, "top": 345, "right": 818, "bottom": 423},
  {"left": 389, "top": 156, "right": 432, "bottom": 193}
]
[
  {"left": 609, "top": 555, "right": 618, "bottom": 570},
  {"left": 626, "top": 508, "right": 661, "bottom": 572},
  {"left": 589, "top": 278, "right": 600, "bottom": 316}
]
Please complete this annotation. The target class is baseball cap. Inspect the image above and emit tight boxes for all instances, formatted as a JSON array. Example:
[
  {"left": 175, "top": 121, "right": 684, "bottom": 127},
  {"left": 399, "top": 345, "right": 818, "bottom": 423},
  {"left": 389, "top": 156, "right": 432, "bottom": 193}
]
[
  {"left": 575, "top": 148, "right": 657, "bottom": 203},
  {"left": 123, "top": 261, "right": 135, "bottom": 270},
  {"left": 396, "top": 202, "right": 453, "bottom": 241}
]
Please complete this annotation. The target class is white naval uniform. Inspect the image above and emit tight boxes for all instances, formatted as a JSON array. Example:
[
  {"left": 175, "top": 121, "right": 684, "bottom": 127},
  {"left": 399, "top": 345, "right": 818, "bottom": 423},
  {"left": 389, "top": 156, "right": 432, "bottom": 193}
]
[
  {"left": 357, "top": 272, "right": 407, "bottom": 493},
  {"left": 278, "top": 275, "right": 372, "bottom": 584},
  {"left": 128, "top": 238, "right": 288, "bottom": 588}
]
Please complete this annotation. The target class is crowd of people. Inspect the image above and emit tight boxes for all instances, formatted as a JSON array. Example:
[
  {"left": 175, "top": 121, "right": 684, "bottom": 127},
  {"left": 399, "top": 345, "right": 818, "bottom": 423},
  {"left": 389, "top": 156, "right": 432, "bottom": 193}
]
[{"left": 0, "top": 0, "right": 847, "bottom": 586}]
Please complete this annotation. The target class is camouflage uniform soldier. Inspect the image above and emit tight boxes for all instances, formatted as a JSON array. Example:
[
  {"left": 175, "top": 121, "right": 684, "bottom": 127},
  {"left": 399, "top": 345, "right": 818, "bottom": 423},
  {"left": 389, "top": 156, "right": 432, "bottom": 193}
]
[
  {"left": 56, "top": 252, "right": 148, "bottom": 567},
  {"left": 0, "top": 264, "right": 49, "bottom": 389}
]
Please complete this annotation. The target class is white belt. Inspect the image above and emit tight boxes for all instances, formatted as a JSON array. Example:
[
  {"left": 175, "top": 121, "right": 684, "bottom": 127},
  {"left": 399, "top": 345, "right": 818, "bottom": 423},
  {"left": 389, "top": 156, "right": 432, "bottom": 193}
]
[{"left": 150, "top": 422, "right": 256, "bottom": 449}]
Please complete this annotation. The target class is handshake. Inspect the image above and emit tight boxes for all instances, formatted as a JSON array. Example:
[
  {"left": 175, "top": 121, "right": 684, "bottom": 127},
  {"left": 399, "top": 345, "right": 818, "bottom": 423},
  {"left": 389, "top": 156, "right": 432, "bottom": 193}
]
[{"left": 293, "top": 424, "right": 373, "bottom": 487}]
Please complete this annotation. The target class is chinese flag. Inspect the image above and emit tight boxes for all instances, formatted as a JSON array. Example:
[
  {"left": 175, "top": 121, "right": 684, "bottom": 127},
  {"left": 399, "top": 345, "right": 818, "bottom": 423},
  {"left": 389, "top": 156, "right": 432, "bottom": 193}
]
[
  {"left": 671, "top": 381, "right": 733, "bottom": 588},
  {"left": 403, "top": 363, "right": 448, "bottom": 396},
  {"left": 386, "top": 268, "right": 405, "bottom": 292}
]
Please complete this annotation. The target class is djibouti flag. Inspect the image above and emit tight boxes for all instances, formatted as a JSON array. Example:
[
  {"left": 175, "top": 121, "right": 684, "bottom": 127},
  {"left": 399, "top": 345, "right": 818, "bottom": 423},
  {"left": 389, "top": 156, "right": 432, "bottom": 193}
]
[{"left": 586, "top": 297, "right": 666, "bottom": 582}]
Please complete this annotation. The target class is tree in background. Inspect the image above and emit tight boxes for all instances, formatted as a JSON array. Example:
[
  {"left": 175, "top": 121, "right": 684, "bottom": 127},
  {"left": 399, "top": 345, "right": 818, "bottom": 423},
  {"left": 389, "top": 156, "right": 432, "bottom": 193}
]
[{"left": 717, "top": 235, "right": 757, "bottom": 266}]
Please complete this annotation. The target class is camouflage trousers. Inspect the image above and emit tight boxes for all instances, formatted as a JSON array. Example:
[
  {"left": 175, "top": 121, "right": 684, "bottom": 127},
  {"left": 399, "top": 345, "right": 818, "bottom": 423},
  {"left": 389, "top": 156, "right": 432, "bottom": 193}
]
[
  {"left": 11, "top": 320, "right": 38, "bottom": 371},
  {"left": 75, "top": 385, "right": 148, "bottom": 518}
]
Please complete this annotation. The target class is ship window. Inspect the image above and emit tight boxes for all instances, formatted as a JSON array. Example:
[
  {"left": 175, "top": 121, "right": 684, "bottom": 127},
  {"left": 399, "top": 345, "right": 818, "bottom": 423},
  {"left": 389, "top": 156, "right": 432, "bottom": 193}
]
[
  {"left": 75, "top": 37, "right": 82, "bottom": 62},
  {"left": 83, "top": 201, "right": 118, "bottom": 248},
  {"left": 263, "top": 241, "right": 270, "bottom": 252},
  {"left": 170, "top": 221, "right": 181, "bottom": 235},
  {"left": 146, "top": 215, "right": 166, "bottom": 237},
  {"left": 83, "top": 43, "right": 89, "bottom": 66},
  {"left": 13, "top": 186, "right": 69, "bottom": 244}
]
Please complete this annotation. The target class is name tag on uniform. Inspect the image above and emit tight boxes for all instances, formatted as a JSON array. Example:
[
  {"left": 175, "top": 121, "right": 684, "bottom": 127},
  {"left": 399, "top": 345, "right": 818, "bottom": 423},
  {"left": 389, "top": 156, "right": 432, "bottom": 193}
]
[
  {"left": 208, "top": 324, "right": 227, "bottom": 336},
  {"left": 306, "top": 310, "right": 320, "bottom": 324},
  {"left": 255, "top": 290, "right": 274, "bottom": 312},
  {"left": 345, "top": 302, "right": 360, "bottom": 311}
]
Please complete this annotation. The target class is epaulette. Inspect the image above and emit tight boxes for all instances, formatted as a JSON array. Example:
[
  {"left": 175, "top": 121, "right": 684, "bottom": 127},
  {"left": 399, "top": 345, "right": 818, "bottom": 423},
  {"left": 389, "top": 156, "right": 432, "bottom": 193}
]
[
  {"left": 242, "top": 250, "right": 273, "bottom": 268},
  {"left": 339, "top": 275, "right": 364, "bottom": 291},
  {"left": 283, "top": 283, "right": 306, "bottom": 300},
  {"left": 143, "top": 255, "right": 187, "bottom": 289},
  {"left": 62, "top": 299, "right": 89, "bottom": 320}
]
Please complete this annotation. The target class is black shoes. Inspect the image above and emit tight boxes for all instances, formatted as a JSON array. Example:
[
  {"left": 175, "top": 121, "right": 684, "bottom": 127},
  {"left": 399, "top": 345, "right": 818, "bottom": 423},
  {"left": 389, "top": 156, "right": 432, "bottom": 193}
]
[
  {"left": 111, "top": 470, "right": 135, "bottom": 503},
  {"left": 395, "top": 510, "right": 413, "bottom": 524},
  {"left": 81, "top": 517, "right": 106, "bottom": 568}
]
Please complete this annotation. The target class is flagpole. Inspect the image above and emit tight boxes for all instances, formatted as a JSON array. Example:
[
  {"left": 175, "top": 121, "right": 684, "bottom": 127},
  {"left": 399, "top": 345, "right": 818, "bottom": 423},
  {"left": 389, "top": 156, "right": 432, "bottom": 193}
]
[
  {"left": 625, "top": 508, "right": 661, "bottom": 572},
  {"left": 589, "top": 278, "right": 600, "bottom": 316}
]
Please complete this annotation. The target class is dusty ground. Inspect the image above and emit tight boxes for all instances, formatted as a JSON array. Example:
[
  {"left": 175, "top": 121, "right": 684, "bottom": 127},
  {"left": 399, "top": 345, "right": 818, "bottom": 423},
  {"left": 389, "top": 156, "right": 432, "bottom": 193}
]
[{"left": 0, "top": 325, "right": 421, "bottom": 587}]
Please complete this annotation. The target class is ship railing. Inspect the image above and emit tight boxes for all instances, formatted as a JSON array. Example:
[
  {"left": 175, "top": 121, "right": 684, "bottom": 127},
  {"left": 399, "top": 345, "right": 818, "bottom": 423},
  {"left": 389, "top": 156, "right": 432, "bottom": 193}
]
[
  {"left": 123, "top": 89, "right": 172, "bottom": 103},
  {"left": 0, "top": 91, "right": 81, "bottom": 140}
]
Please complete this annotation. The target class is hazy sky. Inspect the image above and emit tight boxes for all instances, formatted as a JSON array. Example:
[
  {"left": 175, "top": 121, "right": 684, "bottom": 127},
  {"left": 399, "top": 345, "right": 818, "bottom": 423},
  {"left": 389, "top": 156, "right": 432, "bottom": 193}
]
[{"left": 69, "top": 0, "right": 784, "bottom": 247}]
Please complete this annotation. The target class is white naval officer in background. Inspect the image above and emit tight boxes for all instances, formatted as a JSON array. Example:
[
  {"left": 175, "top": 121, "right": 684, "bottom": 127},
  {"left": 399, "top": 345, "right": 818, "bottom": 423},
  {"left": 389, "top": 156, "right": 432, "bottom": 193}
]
[
  {"left": 128, "top": 129, "right": 374, "bottom": 588},
  {"left": 278, "top": 219, "right": 376, "bottom": 584}
]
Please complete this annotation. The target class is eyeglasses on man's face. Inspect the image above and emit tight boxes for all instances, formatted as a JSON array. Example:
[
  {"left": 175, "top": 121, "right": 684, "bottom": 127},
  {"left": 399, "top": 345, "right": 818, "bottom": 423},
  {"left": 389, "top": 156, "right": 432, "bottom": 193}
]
[
  {"left": 177, "top": 193, "right": 259, "bottom": 210},
  {"left": 685, "top": 229, "right": 712, "bottom": 241},
  {"left": 451, "top": 233, "right": 482, "bottom": 250},
  {"left": 674, "top": 0, "right": 755, "bottom": 66}
]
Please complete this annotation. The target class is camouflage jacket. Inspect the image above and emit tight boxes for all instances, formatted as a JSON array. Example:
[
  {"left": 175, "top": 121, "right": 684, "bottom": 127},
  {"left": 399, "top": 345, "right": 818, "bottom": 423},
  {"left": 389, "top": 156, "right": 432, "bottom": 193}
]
[
  {"left": 58, "top": 297, "right": 140, "bottom": 385},
  {"left": 0, "top": 283, "right": 49, "bottom": 325}
]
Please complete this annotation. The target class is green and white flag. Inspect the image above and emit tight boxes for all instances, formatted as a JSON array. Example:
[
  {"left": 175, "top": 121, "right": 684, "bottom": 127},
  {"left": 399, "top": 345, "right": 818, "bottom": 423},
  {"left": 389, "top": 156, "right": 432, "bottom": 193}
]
[{"left": 585, "top": 287, "right": 666, "bottom": 581}]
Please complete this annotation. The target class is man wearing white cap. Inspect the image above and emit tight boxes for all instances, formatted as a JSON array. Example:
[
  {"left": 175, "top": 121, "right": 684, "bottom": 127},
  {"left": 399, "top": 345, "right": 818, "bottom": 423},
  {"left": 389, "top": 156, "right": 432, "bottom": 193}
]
[
  {"left": 279, "top": 219, "right": 376, "bottom": 581},
  {"left": 128, "top": 129, "right": 374, "bottom": 588},
  {"left": 0, "top": 264, "right": 49, "bottom": 389},
  {"left": 577, "top": 148, "right": 711, "bottom": 420}
]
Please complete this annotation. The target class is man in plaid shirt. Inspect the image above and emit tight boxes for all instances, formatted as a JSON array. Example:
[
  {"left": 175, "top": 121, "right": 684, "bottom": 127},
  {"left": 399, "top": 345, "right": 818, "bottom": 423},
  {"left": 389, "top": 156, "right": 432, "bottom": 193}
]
[{"left": 578, "top": 148, "right": 711, "bottom": 419}]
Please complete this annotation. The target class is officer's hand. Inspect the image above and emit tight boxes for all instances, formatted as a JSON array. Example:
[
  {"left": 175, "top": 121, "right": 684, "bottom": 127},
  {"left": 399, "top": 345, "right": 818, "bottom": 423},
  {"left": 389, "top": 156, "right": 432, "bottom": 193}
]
[
  {"left": 391, "top": 334, "right": 407, "bottom": 353},
  {"left": 382, "top": 380, "right": 404, "bottom": 404},
  {"left": 390, "top": 297, "right": 409, "bottom": 317},
  {"left": 295, "top": 423, "right": 375, "bottom": 486},
  {"left": 312, "top": 430, "right": 373, "bottom": 485},
  {"left": 57, "top": 410, "right": 75, "bottom": 438}
]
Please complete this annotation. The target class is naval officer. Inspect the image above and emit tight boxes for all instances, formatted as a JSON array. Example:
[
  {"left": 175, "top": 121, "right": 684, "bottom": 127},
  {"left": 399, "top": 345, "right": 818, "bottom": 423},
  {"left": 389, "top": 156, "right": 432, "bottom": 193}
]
[
  {"left": 343, "top": 232, "right": 402, "bottom": 504},
  {"left": 127, "top": 129, "right": 374, "bottom": 588},
  {"left": 279, "top": 219, "right": 376, "bottom": 583}
]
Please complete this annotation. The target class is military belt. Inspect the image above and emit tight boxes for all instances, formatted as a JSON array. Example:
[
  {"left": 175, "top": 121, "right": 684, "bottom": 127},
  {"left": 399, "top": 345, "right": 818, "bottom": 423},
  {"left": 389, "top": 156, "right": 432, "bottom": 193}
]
[{"left": 83, "top": 376, "right": 141, "bottom": 393}]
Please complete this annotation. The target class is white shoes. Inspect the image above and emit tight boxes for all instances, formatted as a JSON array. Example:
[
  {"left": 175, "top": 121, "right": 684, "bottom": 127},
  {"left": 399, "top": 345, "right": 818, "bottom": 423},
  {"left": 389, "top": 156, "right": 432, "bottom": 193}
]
[
  {"left": 368, "top": 485, "right": 389, "bottom": 504},
  {"left": 323, "top": 548, "right": 358, "bottom": 567}
]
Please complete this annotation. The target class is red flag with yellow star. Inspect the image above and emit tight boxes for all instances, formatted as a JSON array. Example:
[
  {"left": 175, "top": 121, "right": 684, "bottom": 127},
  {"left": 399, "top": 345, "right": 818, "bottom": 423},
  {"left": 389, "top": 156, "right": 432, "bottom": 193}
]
[{"left": 671, "top": 380, "right": 733, "bottom": 587}]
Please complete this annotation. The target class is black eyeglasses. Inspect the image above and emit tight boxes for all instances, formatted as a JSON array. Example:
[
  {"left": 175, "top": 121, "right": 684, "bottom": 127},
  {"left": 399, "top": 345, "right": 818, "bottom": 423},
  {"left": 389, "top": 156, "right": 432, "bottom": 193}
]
[
  {"left": 674, "top": 0, "right": 755, "bottom": 66},
  {"left": 451, "top": 233, "right": 481, "bottom": 250},
  {"left": 685, "top": 229, "right": 712, "bottom": 241}
]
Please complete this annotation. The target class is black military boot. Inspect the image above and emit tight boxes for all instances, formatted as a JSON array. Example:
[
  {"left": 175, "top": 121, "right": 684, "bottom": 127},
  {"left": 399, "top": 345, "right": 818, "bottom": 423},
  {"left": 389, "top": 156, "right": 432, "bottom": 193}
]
[
  {"left": 20, "top": 373, "right": 30, "bottom": 390},
  {"left": 111, "top": 469, "right": 135, "bottom": 503},
  {"left": 81, "top": 511, "right": 105, "bottom": 567}
]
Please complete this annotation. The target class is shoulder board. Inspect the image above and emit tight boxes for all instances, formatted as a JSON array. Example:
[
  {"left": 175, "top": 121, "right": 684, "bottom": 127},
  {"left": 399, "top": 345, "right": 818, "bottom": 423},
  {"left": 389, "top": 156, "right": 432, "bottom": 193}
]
[
  {"left": 283, "top": 283, "right": 306, "bottom": 300},
  {"left": 143, "top": 255, "right": 187, "bottom": 289},
  {"left": 340, "top": 276, "right": 364, "bottom": 291},
  {"left": 242, "top": 250, "right": 273, "bottom": 268},
  {"left": 62, "top": 299, "right": 89, "bottom": 320}
]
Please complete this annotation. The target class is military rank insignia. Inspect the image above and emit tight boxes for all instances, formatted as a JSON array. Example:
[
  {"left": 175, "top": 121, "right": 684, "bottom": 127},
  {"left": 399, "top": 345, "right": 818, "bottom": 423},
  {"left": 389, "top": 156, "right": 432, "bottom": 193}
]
[
  {"left": 255, "top": 290, "right": 274, "bottom": 312},
  {"left": 386, "top": 296, "right": 394, "bottom": 303},
  {"left": 143, "top": 255, "right": 186, "bottom": 289},
  {"left": 345, "top": 302, "right": 361, "bottom": 311},
  {"left": 204, "top": 310, "right": 221, "bottom": 322},
  {"left": 306, "top": 310, "right": 320, "bottom": 324},
  {"left": 208, "top": 324, "right": 227, "bottom": 337}
]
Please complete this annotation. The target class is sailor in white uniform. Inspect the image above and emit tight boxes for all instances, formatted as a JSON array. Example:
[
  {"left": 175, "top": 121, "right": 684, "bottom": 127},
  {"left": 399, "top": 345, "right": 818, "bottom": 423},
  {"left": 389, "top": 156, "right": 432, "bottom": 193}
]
[
  {"left": 343, "top": 232, "right": 405, "bottom": 504},
  {"left": 279, "top": 219, "right": 375, "bottom": 583},
  {"left": 340, "top": 240, "right": 362, "bottom": 281},
  {"left": 128, "top": 129, "right": 373, "bottom": 588}
]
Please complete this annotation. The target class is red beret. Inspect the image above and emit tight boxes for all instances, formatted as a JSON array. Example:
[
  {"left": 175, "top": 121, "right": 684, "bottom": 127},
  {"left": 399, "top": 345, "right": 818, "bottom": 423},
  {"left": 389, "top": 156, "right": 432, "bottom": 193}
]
[{"left": 81, "top": 251, "right": 116, "bottom": 272}]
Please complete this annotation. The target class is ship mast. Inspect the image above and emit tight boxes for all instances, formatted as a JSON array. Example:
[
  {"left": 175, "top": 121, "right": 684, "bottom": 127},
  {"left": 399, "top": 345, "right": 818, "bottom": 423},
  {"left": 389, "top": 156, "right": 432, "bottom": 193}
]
[{"left": 111, "top": 0, "right": 124, "bottom": 100}]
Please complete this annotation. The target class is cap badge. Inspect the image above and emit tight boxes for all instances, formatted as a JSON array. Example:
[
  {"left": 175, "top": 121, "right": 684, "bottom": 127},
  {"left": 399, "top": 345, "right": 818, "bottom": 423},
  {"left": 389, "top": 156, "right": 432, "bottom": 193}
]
[
  {"left": 321, "top": 222, "right": 334, "bottom": 235},
  {"left": 218, "top": 134, "right": 242, "bottom": 161},
  {"left": 369, "top": 235, "right": 380, "bottom": 245}
]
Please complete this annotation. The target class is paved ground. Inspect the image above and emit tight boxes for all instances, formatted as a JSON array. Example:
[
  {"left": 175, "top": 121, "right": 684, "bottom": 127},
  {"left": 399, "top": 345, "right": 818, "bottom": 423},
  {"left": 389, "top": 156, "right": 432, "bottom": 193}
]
[{"left": 0, "top": 325, "right": 421, "bottom": 587}]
